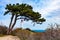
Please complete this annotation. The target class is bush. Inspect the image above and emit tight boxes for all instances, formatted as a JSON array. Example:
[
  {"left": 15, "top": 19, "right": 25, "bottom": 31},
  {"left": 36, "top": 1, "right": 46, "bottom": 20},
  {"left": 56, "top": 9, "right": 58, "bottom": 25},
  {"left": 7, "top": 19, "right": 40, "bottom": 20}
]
[
  {"left": 12, "top": 28, "right": 32, "bottom": 40},
  {"left": 25, "top": 28, "right": 31, "bottom": 31},
  {"left": 11, "top": 28, "right": 22, "bottom": 36},
  {"left": 0, "top": 25, "right": 8, "bottom": 35},
  {"left": 44, "top": 24, "right": 60, "bottom": 40}
]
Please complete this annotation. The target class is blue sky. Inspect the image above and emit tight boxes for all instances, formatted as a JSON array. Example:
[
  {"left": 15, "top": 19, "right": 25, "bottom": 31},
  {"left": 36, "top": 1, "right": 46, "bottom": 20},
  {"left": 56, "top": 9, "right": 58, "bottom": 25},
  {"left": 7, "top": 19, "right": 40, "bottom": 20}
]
[{"left": 0, "top": 0, "right": 60, "bottom": 30}]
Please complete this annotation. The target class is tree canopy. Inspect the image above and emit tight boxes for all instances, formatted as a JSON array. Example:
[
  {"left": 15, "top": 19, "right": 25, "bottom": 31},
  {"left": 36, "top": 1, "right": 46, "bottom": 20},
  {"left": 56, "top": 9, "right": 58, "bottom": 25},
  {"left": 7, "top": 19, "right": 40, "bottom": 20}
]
[{"left": 4, "top": 3, "right": 46, "bottom": 34}]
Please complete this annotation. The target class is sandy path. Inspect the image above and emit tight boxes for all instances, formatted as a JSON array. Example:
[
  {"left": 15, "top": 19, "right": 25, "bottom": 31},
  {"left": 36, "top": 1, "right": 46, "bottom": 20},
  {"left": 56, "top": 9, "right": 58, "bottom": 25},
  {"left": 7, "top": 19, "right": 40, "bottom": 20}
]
[{"left": 0, "top": 35, "right": 20, "bottom": 40}]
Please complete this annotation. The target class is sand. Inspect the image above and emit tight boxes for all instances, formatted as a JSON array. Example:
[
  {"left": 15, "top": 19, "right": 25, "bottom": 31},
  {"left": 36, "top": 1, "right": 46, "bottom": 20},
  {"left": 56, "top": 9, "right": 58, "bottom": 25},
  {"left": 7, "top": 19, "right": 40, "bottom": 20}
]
[{"left": 0, "top": 35, "right": 20, "bottom": 40}]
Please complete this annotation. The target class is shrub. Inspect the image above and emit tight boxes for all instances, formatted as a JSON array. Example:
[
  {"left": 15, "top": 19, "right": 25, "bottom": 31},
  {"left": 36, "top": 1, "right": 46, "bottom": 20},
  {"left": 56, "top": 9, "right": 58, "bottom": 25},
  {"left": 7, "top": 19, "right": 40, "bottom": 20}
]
[
  {"left": 25, "top": 28, "right": 31, "bottom": 31},
  {"left": 0, "top": 25, "right": 8, "bottom": 35}
]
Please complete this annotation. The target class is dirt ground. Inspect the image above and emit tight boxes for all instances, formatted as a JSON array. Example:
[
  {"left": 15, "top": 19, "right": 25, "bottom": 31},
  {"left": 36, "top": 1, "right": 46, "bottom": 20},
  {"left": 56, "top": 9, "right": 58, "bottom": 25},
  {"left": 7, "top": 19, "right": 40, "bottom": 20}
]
[{"left": 0, "top": 35, "right": 20, "bottom": 40}]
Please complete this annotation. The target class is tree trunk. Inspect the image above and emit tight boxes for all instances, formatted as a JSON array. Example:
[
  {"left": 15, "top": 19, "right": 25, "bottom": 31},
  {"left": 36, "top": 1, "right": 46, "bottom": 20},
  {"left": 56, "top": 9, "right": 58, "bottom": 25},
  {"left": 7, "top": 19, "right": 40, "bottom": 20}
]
[
  {"left": 9, "top": 15, "right": 17, "bottom": 34},
  {"left": 7, "top": 14, "right": 14, "bottom": 34}
]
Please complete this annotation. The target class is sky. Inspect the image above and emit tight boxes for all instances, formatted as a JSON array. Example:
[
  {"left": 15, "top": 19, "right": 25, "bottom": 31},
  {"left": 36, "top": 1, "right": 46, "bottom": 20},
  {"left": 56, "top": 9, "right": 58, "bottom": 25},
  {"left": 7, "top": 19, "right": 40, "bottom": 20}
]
[{"left": 0, "top": 0, "right": 60, "bottom": 30}]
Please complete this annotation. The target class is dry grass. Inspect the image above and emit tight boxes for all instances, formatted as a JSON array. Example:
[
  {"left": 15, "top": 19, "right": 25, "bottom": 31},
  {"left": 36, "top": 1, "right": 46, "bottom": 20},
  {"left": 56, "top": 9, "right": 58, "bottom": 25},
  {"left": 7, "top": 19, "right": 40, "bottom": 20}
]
[{"left": 0, "top": 24, "right": 60, "bottom": 40}]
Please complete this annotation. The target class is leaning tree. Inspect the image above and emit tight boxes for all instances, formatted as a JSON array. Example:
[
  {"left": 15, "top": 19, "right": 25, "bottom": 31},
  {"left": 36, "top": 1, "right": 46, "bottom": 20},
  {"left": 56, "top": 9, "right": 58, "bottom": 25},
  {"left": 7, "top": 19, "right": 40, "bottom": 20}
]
[{"left": 4, "top": 3, "right": 46, "bottom": 34}]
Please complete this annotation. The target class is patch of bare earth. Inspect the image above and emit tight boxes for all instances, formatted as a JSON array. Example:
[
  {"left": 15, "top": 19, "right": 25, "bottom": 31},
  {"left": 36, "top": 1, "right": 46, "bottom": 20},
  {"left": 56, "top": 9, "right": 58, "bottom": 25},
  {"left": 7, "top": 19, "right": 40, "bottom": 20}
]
[{"left": 0, "top": 35, "right": 20, "bottom": 40}]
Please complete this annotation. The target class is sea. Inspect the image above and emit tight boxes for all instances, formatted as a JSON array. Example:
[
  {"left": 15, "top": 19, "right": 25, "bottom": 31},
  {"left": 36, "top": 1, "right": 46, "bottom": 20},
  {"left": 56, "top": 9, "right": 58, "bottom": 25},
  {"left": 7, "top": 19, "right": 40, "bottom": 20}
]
[{"left": 32, "top": 30, "right": 45, "bottom": 32}]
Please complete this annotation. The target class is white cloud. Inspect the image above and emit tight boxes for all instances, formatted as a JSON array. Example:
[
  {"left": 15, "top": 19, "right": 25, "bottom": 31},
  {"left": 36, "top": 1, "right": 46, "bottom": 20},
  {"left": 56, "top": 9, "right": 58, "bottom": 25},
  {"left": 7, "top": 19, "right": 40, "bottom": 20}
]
[{"left": 39, "top": 0, "right": 60, "bottom": 17}]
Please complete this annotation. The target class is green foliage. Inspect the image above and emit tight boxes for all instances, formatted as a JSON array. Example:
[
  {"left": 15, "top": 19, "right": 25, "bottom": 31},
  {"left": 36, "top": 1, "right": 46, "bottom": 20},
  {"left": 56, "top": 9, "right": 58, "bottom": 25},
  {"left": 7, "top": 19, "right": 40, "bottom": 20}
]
[
  {"left": 4, "top": 3, "right": 46, "bottom": 25},
  {"left": 4, "top": 3, "right": 46, "bottom": 34}
]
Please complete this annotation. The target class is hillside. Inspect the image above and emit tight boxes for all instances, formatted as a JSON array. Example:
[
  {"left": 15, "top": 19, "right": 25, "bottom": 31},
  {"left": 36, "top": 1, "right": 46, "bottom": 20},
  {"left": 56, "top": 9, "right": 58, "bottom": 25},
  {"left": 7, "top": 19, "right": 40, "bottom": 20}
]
[{"left": 0, "top": 24, "right": 60, "bottom": 40}]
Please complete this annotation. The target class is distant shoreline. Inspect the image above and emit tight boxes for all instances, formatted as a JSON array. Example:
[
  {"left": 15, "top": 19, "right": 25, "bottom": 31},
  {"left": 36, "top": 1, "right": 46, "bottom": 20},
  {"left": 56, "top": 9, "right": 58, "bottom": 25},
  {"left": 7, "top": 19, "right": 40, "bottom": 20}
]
[{"left": 32, "top": 30, "right": 45, "bottom": 32}]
